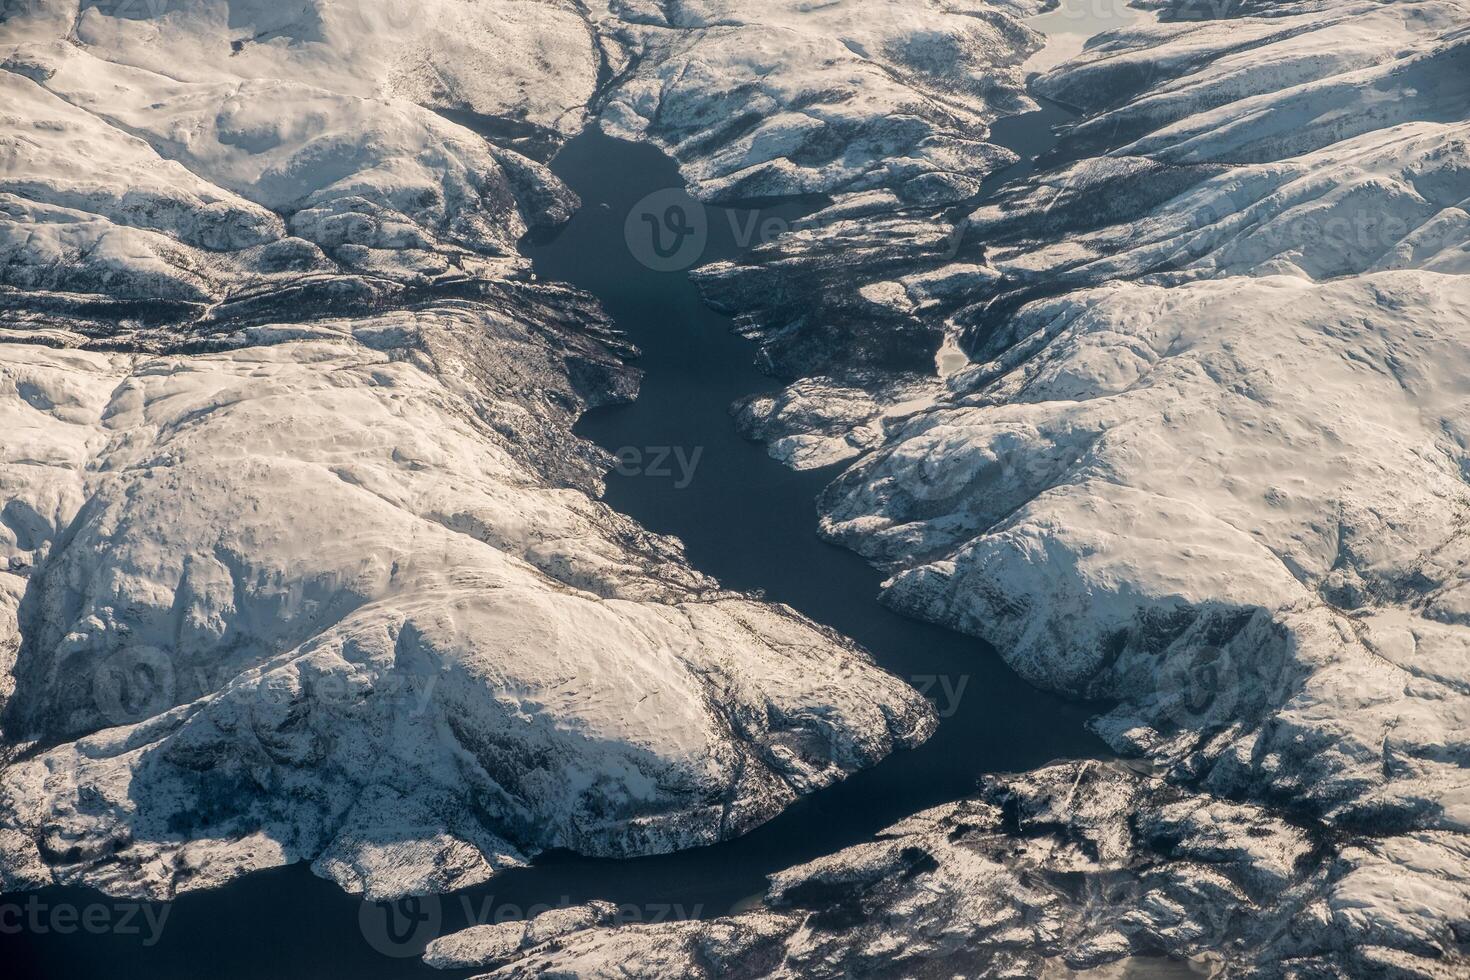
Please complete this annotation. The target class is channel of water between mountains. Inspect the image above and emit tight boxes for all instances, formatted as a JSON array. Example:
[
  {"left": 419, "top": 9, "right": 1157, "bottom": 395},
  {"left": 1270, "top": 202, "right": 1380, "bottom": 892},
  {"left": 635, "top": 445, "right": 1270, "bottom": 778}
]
[{"left": 4, "top": 76, "right": 1120, "bottom": 980}]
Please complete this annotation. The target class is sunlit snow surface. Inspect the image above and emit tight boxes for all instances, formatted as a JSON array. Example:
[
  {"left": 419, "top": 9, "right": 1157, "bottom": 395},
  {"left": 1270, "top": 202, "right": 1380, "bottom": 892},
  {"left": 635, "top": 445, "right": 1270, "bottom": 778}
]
[{"left": 1, "top": 0, "right": 1468, "bottom": 976}]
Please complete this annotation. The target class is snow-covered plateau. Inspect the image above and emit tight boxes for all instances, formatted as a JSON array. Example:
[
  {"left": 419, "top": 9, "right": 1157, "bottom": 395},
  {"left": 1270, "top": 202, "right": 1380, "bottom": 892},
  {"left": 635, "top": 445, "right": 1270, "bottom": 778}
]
[{"left": 2, "top": 0, "right": 1468, "bottom": 976}]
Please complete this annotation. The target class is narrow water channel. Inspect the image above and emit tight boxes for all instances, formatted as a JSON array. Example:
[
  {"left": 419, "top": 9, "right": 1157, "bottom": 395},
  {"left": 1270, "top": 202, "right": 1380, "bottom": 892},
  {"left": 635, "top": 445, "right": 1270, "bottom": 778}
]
[
  {"left": 525, "top": 126, "right": 1110, "bottom": 831},
  {"left": 5, "top": 57, "right": 1117, "bottom": 980}
]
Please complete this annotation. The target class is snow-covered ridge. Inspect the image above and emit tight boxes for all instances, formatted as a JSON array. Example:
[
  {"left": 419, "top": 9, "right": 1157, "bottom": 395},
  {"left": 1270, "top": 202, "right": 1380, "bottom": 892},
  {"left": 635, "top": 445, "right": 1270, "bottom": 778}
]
[
  {"left": 3, "top": 0, "right": 1465, "bottom": 972},
  {"left": 1, "top": 0, "right": 1058, "bottom": 332},
  {"left": 0, "top": 4, "right": 582, "bottom": 328}
]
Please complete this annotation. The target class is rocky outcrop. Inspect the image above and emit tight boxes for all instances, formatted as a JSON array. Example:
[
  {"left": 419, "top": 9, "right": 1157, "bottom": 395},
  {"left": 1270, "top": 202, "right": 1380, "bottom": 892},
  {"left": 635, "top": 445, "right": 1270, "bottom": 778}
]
[{"left": 425, "top": 762, "right": 1470, "bottom": 978}]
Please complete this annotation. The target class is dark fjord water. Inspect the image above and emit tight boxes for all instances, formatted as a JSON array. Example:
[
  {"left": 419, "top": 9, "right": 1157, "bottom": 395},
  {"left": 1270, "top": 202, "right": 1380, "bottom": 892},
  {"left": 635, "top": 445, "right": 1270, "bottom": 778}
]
[{"left": 3, "top": 104, "right": 1108, "bottom": 980}]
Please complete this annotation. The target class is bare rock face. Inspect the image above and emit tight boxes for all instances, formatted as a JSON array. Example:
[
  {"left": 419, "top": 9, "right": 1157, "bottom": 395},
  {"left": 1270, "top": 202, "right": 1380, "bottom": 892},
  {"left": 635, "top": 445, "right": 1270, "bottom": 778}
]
[
  {"left": 0, "top": 0, "right": 954, "bottom": 901},
  {"left": 425, "top": 762, "right": 1470, "bottom": 978}
]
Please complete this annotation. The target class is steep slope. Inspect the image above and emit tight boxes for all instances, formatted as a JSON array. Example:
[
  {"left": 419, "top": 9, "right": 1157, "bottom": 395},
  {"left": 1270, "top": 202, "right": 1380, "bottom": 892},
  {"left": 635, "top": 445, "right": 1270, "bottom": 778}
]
[
  {"left": 7, "top": 0, "right": 1465, "bottom": 972},
  {"left": 0, "top": 0, "right": 1062, "bottom": 340},
  {"left": 0, "top": 307, "right": 938, "bottom": 902}
]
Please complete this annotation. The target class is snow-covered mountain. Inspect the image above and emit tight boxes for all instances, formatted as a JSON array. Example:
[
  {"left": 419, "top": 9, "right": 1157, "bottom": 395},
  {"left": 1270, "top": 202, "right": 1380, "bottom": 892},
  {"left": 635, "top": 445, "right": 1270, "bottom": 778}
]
[
  {"left": 413, "top": 0, "right": 1470, "bottom": 975},
  {"left": 0, "top": 0, "right": 1061, "bottom": 900},
  {"left": 2, "top": 0, "right": 1467, "bottom": 975},
  {"left": 738, "top": 0, "right": 1470, "bottom": 883}
]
